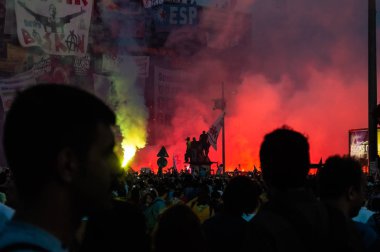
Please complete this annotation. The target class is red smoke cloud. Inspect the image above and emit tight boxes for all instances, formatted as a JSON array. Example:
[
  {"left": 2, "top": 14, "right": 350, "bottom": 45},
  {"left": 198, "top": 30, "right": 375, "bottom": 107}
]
[{"left": 130, "top": 0, "right": 374, "bottom": 172}]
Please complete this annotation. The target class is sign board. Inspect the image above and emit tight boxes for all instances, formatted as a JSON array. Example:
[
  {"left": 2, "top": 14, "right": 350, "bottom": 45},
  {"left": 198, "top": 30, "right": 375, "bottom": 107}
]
[{"left": 348, "top": 128, "right": 380, "bottom": 173}]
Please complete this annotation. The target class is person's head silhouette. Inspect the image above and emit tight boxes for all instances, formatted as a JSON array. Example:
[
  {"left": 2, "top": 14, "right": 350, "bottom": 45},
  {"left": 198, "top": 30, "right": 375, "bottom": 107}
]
[
  {"left": 259, "top": 125, "right": 310, "bottom": 190},
  {"left": 1, "top": 83, "right": 120, "bottom": 249}
]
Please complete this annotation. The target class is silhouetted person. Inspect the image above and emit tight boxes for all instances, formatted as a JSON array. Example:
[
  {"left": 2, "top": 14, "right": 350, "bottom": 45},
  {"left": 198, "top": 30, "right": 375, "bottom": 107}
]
[
  {"left": 0, "top": 84, "right": 120, "bottom": 251},
  {"left": 245, "top": 126, "right": 331, "bottom": 252},
  {"left": 185, "top": 137, "right": 191, "bottom": 163},
  {"left": 318, "top": 155, "right": 380, "bottom": 252},
  {"left": 153, "top": 204, "right": 206, "bottom": 252},
  {"left": 187, "top": 183, "right": 213, "bottom": 223},
  {"left": 190, "top": 137, "right": 199, "bottom": 163},
  {"left": 216, "top": 164, "right": 223, "bottom": 175},
  {"left": 199, "top": 131, "right": 210, "bottom": 158},
  {"left": 79, "top": 198, "right": 150, "bottom": 252},
  {"left": 203, "top": 176, "right": 261, "bottom": 252}
]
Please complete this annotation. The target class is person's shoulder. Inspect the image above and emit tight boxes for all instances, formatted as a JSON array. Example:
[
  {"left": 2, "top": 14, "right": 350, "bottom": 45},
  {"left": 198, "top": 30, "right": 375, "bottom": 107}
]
[
  {"left": 0, "top": 203, "right": 15, "bottom": 220},
  {"left": 354, "top": 221, "right": 379, "bottom": 240},
  {"left": 0, "top": 221, "right": 66, "bottom": 252}
]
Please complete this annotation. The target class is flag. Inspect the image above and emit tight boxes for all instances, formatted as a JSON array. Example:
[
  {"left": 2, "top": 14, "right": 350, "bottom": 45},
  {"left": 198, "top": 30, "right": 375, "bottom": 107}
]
[
  {"left": 173, "top": 154, "right": 178, "bottom": 173},
  {"left": 207, "top": 112, "right": 225, "bottom": 151},
  {"left": 213, "top": 98, "right": 225, "bottom": 110}
]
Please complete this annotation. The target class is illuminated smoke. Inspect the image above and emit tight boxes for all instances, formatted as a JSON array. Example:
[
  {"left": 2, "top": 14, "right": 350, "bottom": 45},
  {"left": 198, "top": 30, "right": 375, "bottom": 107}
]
[
  {"left": 108, "top": 56, "right": 148, "bottom": 169},
  {"left": 94, "top": 0, "right": 372, "bottom": 173},
  {"left": 130, "top": 0, "right": 371, "bottom": 172},
  {"left": 99, "top": 2, "right": 148, "bottom": 169}
]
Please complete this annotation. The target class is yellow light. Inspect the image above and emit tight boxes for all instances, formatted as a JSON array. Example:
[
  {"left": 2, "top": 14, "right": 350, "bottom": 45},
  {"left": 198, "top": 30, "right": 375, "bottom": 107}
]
[{"left": 121, "top": 144, "right": 137, "bottom": 168}]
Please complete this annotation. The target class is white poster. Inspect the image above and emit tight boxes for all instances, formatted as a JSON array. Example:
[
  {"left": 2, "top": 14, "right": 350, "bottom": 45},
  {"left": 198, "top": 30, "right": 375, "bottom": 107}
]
[{"left": 15, "top": 0, "right": 93, "bottom": 56}]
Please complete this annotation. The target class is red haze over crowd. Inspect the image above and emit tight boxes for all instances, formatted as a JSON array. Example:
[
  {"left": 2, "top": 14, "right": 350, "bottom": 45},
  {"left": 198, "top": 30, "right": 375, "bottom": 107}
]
[{"left": 129, "top": 0, "right": 374, "bottom": 172}]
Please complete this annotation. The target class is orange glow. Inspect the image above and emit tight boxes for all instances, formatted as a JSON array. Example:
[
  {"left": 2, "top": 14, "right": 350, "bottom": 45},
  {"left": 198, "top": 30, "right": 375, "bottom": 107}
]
[
  {"left": 308, "top": 168, "right": 318, "bottom": 176},
  {"left": 362, "top": 165, "right": 369, "bottom": 174}
]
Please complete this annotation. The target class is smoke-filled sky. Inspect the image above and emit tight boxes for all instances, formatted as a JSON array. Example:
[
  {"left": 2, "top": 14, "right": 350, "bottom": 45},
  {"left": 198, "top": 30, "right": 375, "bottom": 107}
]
[{"left": 122, "top": 0, "right": 378, "bottom": 172}]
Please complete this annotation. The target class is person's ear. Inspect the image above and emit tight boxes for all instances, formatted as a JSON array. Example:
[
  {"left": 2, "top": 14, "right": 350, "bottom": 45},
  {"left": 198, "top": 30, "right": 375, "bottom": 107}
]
[
  {"left": 347, "top": 186, "right": 358, "bottom": 201},
  {"left": 56, "top": 148, "right": 80, "bottom": 184}
]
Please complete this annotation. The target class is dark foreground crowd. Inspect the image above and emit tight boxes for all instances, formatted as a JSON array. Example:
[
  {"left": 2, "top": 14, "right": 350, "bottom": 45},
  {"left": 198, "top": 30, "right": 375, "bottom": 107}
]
[{"left": 0, "top": 83, "right": 380, "bottom": 252}]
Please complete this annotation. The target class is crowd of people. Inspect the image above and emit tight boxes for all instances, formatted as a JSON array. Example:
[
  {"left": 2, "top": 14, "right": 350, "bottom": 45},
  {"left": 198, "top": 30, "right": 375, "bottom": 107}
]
[{"left": 0, "top": 83, "right": 380, "bottom": 252}]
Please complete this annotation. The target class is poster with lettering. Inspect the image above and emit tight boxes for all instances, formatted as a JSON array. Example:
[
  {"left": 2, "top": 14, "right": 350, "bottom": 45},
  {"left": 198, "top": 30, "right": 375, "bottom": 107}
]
[
  {"left": 32, "top": 54, "right": 52, "bottom": 78},
  {"left": 153, "top": 66, "right": 193, "bottom": 125},
  {"left": 150, "top": 2, "right": 199, "bottom": 32},
  {"left": 348, "top": 128, "right": 380, "bottom": 175},
  {"left": 15, "top": 0, "right": 93, "bottom": 56},
  {"left": 349, "top": 129, "right": 380, "bottom": 156},
  {"left": 73, "top": 54, "right": 90, "bottom": 76},
  {"left": 34, "top": 55, "right": 72, "bottom": 84}
]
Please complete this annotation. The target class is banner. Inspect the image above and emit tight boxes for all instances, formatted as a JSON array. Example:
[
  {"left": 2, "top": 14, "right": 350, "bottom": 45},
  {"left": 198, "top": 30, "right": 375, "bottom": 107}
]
[
  {"left": 73, "top": 54, "right": 90, "bottom": 76},
  {"left": 15, "top": 0, "right": 93, "bottom": 55},
  {"left": 150, "top": 2, "right": 199, "bottom": 32},
  {"left": 207, "top": 112, "right": 224, "bottom": 151},
  {"left": 32, "top": 54, "right": 52, "bottom": 77},
  {"left": 153, "top": 66, "right": 193, "bottom": 125},
  {"left": 102, "top": 54, "right": 150, "bottom": 78},
  {"left": 34, "top": 56, "right": 72, "bottom": 84},
  {"left": 143, "top": 0, "right": 164, "bottom": 8},
  {"left": 0, "top": 70, "right": 36, "bottom": 112},
  {"left": 133, "top": 56, "right": 150, "bottom": 78}
]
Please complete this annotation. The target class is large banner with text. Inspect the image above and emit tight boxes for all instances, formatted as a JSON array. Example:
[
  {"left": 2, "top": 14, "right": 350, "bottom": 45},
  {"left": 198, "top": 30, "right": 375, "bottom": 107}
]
[{"left": 15, "top": 0, "right": 93, "bottom": 56}]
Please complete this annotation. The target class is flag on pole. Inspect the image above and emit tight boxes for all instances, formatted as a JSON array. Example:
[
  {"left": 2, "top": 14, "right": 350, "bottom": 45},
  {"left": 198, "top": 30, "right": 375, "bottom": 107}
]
[
  {"left": 207, "top": 112, "right": 225, "bottom": 150},
  {"left": 172, "top": 154, "right": 179, "bottom": 174},
  {"left": 213, "top": 98, "right": 225, "bottom": 110}
]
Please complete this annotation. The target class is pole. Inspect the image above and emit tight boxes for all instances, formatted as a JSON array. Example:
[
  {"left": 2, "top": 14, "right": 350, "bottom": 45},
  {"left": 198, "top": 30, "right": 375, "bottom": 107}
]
[
  {"left": 222, "top": 82, "right": 226, "bottom": 174},
  {"left": 368, "top": 0, "right": 378, "bottom": 175}
]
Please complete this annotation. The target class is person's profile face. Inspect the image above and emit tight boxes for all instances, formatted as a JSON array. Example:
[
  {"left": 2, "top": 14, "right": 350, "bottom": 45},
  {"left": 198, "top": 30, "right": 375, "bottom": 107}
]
[
  {"left": 145, "top": 194, "right": 153, "bottom": 205},
  {"left": 350, "top": 174, "right": 367, "bottom": 218},
  {"left": 76, "top": 123, "right": 120, "bottom": 214}
]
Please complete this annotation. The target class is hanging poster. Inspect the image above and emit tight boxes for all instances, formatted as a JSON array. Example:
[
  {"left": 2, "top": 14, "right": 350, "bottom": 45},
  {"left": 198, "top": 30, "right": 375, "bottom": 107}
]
[
  {"left": 153, "top": 66, "right": 194, "bottom": 125},
  {"left": 150, "top": 2, "right": 199, "bottom": 32},
  {"left": 15, "top": 0, "right": 93, "bottom": 56}
]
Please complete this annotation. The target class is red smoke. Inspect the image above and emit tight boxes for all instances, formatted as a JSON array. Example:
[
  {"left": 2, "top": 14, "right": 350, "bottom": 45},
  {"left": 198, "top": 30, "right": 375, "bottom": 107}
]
[{"left": 130, "top": 0, "right": 374, "bottom": 172}]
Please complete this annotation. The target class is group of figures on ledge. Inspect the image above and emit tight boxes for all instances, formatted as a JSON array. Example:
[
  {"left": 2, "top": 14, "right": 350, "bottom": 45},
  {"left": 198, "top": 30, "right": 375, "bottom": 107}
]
[{"left": 184, "top": 131, "right": 211, "bottom": 164}]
